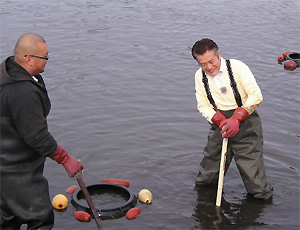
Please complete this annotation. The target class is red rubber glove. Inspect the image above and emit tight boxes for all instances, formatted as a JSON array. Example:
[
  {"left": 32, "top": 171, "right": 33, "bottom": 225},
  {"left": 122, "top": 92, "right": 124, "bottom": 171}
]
[
  {"left": 211, "top": 110, "right": 226, "bottom": 127},
  {"left": 50, "top": 145, "right": 84, "bottom": 177},
  {"left": 220, "top": 107, "right": 249, "bottom": 138}
]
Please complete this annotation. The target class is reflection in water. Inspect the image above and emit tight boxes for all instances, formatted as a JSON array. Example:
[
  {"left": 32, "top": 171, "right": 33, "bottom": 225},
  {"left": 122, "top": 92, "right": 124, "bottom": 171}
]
[{"left": 193, "top": 185, "right": 272, "bottom": 229}]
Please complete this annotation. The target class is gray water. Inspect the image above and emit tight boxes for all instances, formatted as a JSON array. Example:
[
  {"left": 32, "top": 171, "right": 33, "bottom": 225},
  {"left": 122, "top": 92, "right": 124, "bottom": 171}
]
[{"left": 1, "top": 0, "right": 299, "bottom": 229}]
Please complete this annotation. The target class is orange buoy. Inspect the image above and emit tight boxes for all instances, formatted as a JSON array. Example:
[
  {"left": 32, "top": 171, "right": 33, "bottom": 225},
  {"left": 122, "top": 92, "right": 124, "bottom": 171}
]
[
  {"left": 284, "top": 60, "right": 297, "bottom": 70},
  {"left": 52, "top": 194, "right": 68, "bottom": 210},
  {"left": 66, "top": 185, "right": 79, "bottom": 194},
  {"left": 125, "top": 207, "right": 141, "bottom": 219},
  {"left": 73, "top": 211, "right": 92, "bottom": 222},
  {"left": 102, "top": 179, "right": 130, "bottom": 187},
  {"left": 278, "top": 54, "right": 285, "bottom": 62}
]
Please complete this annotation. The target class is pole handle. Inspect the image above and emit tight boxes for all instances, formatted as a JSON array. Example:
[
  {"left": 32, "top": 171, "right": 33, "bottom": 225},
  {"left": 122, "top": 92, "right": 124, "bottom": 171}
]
[{"left": 216, "top": 138, "right": 228, "bottom": 206}]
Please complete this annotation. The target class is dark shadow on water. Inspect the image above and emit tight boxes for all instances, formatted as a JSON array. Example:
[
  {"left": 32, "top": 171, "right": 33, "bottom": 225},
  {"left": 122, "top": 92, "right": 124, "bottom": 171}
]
[{"left": 193, "top": 185, "right": 273, "bottom": 230}]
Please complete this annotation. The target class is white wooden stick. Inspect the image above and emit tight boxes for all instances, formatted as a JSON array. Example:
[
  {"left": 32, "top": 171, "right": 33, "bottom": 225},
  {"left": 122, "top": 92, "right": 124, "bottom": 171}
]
[{"left": 216, "top": 138, "right": 228, "bottom": 206}]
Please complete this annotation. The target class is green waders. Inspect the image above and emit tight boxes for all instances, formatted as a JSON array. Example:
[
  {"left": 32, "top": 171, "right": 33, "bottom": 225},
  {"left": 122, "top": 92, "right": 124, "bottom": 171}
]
[{"left": 196, "top": 110, "right": 273, "bottom": 200}]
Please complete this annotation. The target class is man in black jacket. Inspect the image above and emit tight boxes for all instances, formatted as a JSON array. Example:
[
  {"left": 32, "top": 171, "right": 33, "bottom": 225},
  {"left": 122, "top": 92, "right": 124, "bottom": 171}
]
[{"left": 0, "top": 33, "right": 83, "bottom": 229}]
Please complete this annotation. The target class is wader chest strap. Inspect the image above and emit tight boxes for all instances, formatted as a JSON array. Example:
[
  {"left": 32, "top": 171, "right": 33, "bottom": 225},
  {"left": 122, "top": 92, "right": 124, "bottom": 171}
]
[
  {"left": 202, "top": 70, "right": 217, "bottom": 111},
  {"left": 202, "top": 59, "right": 243, "bottom": 110},
  {"left": 226, "top": 60, "right": 243, "bottom": 107}
]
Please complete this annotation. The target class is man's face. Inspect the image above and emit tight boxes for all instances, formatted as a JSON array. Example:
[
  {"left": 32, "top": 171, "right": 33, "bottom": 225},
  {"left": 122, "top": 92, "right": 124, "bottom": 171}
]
[
  {"left": 31, "top": 42, "right": 49, "bottom": 75},
  {"left": 195, "top": 49, "right": 221, "bottom": 77}
]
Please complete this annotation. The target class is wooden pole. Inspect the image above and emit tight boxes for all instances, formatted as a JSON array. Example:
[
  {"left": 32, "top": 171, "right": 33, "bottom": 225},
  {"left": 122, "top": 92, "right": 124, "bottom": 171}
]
[
  {"left": 76, "top": 174, "right": 104, "bottom": 229},
  {"left": 216, "top": 138, "right": 228, "bottom": 206}
]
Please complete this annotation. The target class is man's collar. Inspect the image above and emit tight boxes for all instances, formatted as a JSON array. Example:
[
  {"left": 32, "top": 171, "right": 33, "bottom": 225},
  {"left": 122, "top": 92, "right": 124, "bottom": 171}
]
[{"left": 219, "top": 57, "right": 225, "bottom": 73}]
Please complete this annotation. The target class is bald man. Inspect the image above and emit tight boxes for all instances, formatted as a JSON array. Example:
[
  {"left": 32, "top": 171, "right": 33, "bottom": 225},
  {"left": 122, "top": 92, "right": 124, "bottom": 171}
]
[{"left": 0, "top": 34, "right": 83, "bottom": 229}]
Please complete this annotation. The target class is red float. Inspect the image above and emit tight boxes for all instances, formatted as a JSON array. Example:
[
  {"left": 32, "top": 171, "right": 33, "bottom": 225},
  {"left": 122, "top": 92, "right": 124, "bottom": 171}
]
[
  {"left": 73, "top": 211, "right": 92, "bottom": 222},
  {"left": 283, "top": 51, "right": 292, "bottom": 58},
  {"left": 66, "top": 185, "right": 79, "bottom": 194},
  {"left": 278, "top": 54, "right": 284, "bottom": 63},
  {"left": 125, "top": 207, "right": 141, "bottom": 219},
  {"left": 102, "top": 179, "right": 130, "bottom": 187},
  {"left": 284, "top": 60, "right": 297, "bottom": 70}
]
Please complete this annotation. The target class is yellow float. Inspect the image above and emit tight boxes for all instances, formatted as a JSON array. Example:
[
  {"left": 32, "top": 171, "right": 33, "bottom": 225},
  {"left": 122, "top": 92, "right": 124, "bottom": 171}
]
[
  {"left": 138, "top": 189, "right": 153, "bottom": 204},
  {"left": 52, "top": 194, "right": 68, "bottom": 209}
]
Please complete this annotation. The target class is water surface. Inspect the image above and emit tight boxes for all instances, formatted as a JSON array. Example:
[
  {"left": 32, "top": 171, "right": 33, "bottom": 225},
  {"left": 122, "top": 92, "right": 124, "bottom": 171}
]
[{"left": 1, "top": 0, "right": 299, "bottom": 229}]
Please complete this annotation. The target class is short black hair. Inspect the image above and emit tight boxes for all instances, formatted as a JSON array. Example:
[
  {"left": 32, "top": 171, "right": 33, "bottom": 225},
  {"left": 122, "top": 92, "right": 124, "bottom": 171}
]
[{"left": 191, "top": 38, "right": 219, "bottom": 59}]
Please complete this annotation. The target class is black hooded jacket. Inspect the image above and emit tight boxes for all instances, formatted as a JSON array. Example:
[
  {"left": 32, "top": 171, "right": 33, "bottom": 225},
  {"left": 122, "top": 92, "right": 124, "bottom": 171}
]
[{"left": 0, "top": 56, "right": 57, "bottom": 170}]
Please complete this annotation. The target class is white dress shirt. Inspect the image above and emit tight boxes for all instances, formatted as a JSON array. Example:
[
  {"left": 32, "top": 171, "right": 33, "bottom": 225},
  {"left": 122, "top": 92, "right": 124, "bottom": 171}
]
[{"left": 195, "top": 57, "right": 263, "bottom": 122}]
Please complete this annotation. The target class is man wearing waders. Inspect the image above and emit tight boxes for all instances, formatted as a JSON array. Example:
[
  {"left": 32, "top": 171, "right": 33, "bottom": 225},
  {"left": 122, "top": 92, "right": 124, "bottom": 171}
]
[
  {"left": 191, "top": 38, "right": 273, "bottom": 200},
  {"left": 0, "top": 34, "right": 84, "bottom": 229}
]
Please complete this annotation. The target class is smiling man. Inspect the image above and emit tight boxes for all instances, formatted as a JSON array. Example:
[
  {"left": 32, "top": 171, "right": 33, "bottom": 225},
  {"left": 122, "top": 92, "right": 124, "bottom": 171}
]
[{"left": 192, "top": 38, "right": 273, "bottom": 200}]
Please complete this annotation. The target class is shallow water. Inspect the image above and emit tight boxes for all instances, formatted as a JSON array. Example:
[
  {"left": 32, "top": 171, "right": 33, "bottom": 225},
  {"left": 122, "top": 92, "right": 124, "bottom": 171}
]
[
  {"left": 91, "top": 193, "right": 128, "bottom": 208},
  {"left": 1, "top": 0, "right": 299, "bottom": 229}
]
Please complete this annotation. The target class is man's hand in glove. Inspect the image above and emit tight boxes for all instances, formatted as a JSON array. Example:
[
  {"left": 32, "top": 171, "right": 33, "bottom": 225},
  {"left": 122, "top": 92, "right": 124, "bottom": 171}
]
[
  {"left": 220, "top": 107, "right": 249, "bottom": 138},
  {"left": 50, "top": 145, "right": 84, "bottom": 177},
  {"left": 211, "top": 110, "right": 226, "bottom": 127}
]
